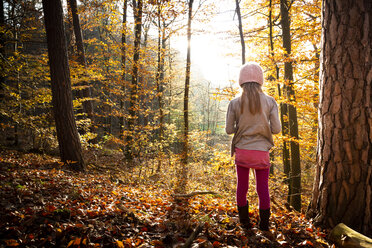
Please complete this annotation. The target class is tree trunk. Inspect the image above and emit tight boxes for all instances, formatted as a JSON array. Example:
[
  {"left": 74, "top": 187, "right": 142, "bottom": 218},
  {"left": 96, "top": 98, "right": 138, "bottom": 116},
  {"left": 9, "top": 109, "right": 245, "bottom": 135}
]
[
  {"left": 268, "top": 0, "right": 282, "bottom": 175},
  {"left": 0, "top": 0, "right": 5, "bottom": 114},
  {"left": 120, "top": 0, "right": 128, "bottom": 139},
  {"left": 179, "top": 0, "right": 194, "bottom": 192},
  {"left": 308, "top": 0, "right": 372, "bottom": 236},
  {"left": 42, "top": 0, "right": 85, "bottom": 171},
  {"left": 235, "top": 0, "right": 245, "bottom": 65},
  {"left": 156, "top": 3, "right": 165, "bottom": 144},
  {"left": 0, "top": 0, "right": 4, "bottom": 100},
  {"left": 156, "top": 2, "right": 166, "bottom": 173},
  {"left": 125, "top": 0, "right": 143, "bottom": 161},
  {"left": 67, "top": 0, "right": 94, "bottom": 124},
  {"left": 280, "top": 0, "right": 301, "bottom": 211}
]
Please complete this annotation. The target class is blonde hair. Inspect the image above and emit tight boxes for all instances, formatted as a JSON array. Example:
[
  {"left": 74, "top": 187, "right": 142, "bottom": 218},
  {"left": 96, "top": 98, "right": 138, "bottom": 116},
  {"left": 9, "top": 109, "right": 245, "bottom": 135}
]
[{"left": 240, "top": 82, "right": 262, "bottom": 115}]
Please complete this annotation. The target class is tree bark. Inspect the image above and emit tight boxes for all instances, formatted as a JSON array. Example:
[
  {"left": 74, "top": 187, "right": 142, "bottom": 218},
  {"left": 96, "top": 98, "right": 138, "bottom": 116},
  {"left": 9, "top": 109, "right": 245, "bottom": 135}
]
[
  {"left": 120, "top": 0, "right": 128, "bottom": 139},
  {"left": 280, "top": 0, "right": 301, "bottom": 211},
  {"left": 268, "top": 0, "right": 284, "bottom": 175},
  {"left": 235, "top": 0, "right": 245, "bottom": 65},
  {"left": 155, "top": 2, "right": 166, "bottom": 173},
  {"left": 42, "top": 0, "right": 85, "bottom": 171},
  {"left": 329, "top": 223, "right": 372, "bottom": 248},
  {"left": 308, "top": 0, "right": 372, "bottom": 236},
  {"left": 156, "top": 3, "right": 166, "bottom": 144},
  {"left": 180, "top": 0, "right": 194, "bottom": 192},
  {"left": 67, "top": 0, "right": 94, "bottom": 124},
  {"left": 125, "top": 0, "right": 143, "bottom": 161},
  {"left": 269, "top": 0, "right": 291, "bottom": 185},
  {"left": 0, "top": 0, "right": 5, "bottom": 101}
]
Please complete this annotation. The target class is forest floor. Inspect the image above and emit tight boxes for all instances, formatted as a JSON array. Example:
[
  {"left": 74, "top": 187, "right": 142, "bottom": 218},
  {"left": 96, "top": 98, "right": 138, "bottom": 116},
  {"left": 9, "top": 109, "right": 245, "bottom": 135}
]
[{"left": 0, "top": 149, "right": 333, "bottom": 247}]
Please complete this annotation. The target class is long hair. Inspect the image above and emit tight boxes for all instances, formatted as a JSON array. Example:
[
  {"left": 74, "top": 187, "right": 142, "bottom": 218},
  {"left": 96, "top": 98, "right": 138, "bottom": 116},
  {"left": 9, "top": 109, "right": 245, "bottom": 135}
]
[{"left": 240, "top": 82, "right": 262, "bottom": 115}]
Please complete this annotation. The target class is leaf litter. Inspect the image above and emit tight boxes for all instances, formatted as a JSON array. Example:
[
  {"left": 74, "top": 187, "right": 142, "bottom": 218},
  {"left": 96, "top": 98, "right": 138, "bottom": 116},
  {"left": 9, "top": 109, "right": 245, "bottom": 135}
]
[{"left": 0, "top": 150, "right": 332, "bottom": 247}]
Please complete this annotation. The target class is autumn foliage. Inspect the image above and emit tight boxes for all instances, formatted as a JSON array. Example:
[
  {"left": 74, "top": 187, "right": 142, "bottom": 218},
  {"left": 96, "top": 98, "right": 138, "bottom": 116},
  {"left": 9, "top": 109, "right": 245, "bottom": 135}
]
[
  {"left": 0, "top": 0, "right": 352, "bottom": 246},
  {"left": 0, "top": 150, "right": 331, "bottom": 247}
]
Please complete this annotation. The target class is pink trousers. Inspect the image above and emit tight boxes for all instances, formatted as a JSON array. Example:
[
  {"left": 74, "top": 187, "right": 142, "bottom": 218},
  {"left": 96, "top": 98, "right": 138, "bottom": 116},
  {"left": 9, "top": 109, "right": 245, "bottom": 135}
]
[{"left": 235, "top": 149, "right": 271, "bottom": 210}]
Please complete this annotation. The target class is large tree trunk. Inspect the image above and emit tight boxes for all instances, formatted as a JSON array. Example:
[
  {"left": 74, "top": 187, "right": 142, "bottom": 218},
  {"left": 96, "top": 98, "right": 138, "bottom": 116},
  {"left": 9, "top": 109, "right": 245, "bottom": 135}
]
[
  {"left": 308, "top": 0, "right": 372, "bottom": 236},
  {"left": 67, "top": 0, "right": 94, "bottom": 124},
  {"left": 42, "top": 0, "right": 85, "bottom": 171},
  {"left": 235, "top": 0, "right": 245, "bottom": 65},
  {"left": 280, "top": 0, "right": 301, "bottom": 211},
  {"left": 125, "top": 0, "right": 142, "bottom": 161}
]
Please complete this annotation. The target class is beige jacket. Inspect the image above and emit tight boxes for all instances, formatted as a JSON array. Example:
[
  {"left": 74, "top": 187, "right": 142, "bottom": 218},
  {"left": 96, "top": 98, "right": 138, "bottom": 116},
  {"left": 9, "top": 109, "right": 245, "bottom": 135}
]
[{"left": 225, "top": 93, "right": 281, "bottom": 156}]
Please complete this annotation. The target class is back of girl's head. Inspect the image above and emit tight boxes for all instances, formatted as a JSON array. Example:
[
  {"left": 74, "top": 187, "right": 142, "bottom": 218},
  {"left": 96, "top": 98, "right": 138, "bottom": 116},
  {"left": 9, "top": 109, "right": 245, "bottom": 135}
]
[{"left": 240, "top": 82, "right": 262, "bottom": 115}]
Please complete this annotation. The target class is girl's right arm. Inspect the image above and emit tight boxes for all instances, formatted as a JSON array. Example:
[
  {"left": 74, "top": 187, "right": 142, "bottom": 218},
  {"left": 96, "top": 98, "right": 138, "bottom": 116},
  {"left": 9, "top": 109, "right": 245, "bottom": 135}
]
[{"left": 225, "top": 101, "right": 236, "bottom": 134}]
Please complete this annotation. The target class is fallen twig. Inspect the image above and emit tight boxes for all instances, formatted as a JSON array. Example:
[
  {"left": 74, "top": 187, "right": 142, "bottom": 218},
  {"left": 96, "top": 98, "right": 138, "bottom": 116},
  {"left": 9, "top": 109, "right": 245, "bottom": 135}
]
[
  {"left": 172, "top": 191, "right": 220, "bottom": 198},
  {"left": 182, "top": 222, "right": 204, "bottom": 248}
]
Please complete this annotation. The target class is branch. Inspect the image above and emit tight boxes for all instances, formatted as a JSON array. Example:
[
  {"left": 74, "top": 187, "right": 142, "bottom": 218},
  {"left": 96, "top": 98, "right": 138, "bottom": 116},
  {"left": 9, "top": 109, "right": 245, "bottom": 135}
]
[
  {"left": 329, "top": 223, "right": 372, "bottom": 248},
  {"left": 182, "top": 222, "right": 204, "bottom": 248},
  {"left": 172, "top": 191, "right": 219, "bottom": 198}
]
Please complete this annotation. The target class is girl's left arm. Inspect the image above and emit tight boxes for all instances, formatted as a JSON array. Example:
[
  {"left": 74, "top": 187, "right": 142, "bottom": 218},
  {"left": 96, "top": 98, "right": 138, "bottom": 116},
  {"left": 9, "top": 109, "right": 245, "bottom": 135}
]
[{"left": 270, "top": 99, "right": 281, "bottom": 134}]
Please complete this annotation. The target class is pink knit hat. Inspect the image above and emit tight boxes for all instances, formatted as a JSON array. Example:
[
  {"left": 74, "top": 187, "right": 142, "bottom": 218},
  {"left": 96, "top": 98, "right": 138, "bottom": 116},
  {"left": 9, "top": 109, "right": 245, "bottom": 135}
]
[{"left": 238, "top": 62, "right": 264, "bottom": 86}]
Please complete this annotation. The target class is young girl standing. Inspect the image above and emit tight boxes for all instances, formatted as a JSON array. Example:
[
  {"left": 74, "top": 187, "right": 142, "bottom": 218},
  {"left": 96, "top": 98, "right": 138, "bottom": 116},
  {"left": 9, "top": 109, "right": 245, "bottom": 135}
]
[{"left": 225, "top": 62, "right": 281, "bottom": 231}]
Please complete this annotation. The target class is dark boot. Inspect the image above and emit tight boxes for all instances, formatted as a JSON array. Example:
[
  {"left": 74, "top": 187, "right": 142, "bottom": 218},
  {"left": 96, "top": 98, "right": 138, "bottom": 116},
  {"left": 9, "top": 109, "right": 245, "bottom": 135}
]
[
  {"left": 238, "top": 202, "right": 251, "bottom": 228},
  {"left": 259, "top": 208, "right": 270, "bottom": 231}
]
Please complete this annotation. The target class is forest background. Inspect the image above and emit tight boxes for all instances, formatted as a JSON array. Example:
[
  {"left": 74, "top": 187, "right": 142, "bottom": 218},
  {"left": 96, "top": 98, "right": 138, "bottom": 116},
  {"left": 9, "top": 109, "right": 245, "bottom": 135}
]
[
  {"left": 0, "top": 0, "right": 320, "bottom": 206},
  {"left": 2, "top": 0, "right": 365, "bottom": 247}
]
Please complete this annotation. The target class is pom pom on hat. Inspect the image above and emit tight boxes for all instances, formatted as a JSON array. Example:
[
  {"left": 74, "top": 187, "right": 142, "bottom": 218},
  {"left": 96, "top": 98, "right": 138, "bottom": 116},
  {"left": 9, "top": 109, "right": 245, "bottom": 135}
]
[{"left": 238, "top": 62, "right": 264, "bottom": 86}]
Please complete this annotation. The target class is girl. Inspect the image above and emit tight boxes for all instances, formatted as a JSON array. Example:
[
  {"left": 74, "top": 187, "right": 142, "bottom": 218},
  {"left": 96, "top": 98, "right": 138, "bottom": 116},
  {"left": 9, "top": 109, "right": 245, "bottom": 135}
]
[{"left": 225, "top": 62, "right": 281, "bottom": 231}]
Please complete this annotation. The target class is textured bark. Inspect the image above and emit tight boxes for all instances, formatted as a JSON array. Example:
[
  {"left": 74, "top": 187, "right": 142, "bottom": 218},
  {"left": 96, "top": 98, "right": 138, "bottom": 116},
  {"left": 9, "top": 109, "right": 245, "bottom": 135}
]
[
  {"left": 268, "top": 0, "right": 283, "bottom": 175},
  {"left": 308, "top": 0, "right": 372, "bottom": 236},
  {"left": 67, "top": 0, "right": 94, "bottom": 122},
  {"left": 269, "top": 0, "right": 290, "bottom": 180},
  {"left": 0, "top": 0, "right": 5, "bottom": 101},
  {"left": 156, "top": 2, "right": 166, "bottom": 173},
  {"left": 125, "top": 0, "right": 143, "bottom": 161},
  {"left": 179, "top": 0, "right": 194, "bottom": 192},
  {"left": 42, "top": 0, "right": 84, "bottom": 171},
  {"left": 329, "top": 223, "right": 372, "bottom": 248},
  {"left": 235, "top": 0, "right": 245, "bottom": 65},
  {"left": 156, "top": 3, "right": 166, "bottom": 144},
  {"left": 280, "top": 0, "right": 301, "bottom": 211},
  {"left": 120, "top": 0, "right": 128, "bottom": 139}
]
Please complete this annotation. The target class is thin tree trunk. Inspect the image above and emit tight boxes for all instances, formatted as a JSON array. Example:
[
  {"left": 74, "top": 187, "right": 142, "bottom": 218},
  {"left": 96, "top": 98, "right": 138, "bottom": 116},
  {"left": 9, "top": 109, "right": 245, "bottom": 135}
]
[
  {"left": 68, "top": 0, "right": 94, "bottom": 124},
  {"left": 0, "top": 0, "right": 5, "bottom": 101},
  {"left": 235, "top": 0, "right": 245, "bottom": 65},
  {"left": 269, "top": 0, "right": 290, "bottom": 182},
  {"left": 179, "top": 0, "right": 194, "bottom": 192},
  {"left": 125, "top": 0, "right": 143, "bottom": 161},
  {"left": 156, "top": 3, "right": 165, "bottom": 143},
  {"left": 156, "top": 2, "right": 165, "bottom": 173},
  {"left": 308, "top": 0, "right": 372, "bottom": 236},
  {"left": 120, "top": 0, "right": 128, "bottom": 139},
  {"left": 280, "top": 0, "right": 301, "bottom": 211},
  {"left": 42, "top": 0, "right": 85, "bottom": 171},
  {"left": 268, "top": 0, "right": 278, "bottom": 175}
]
